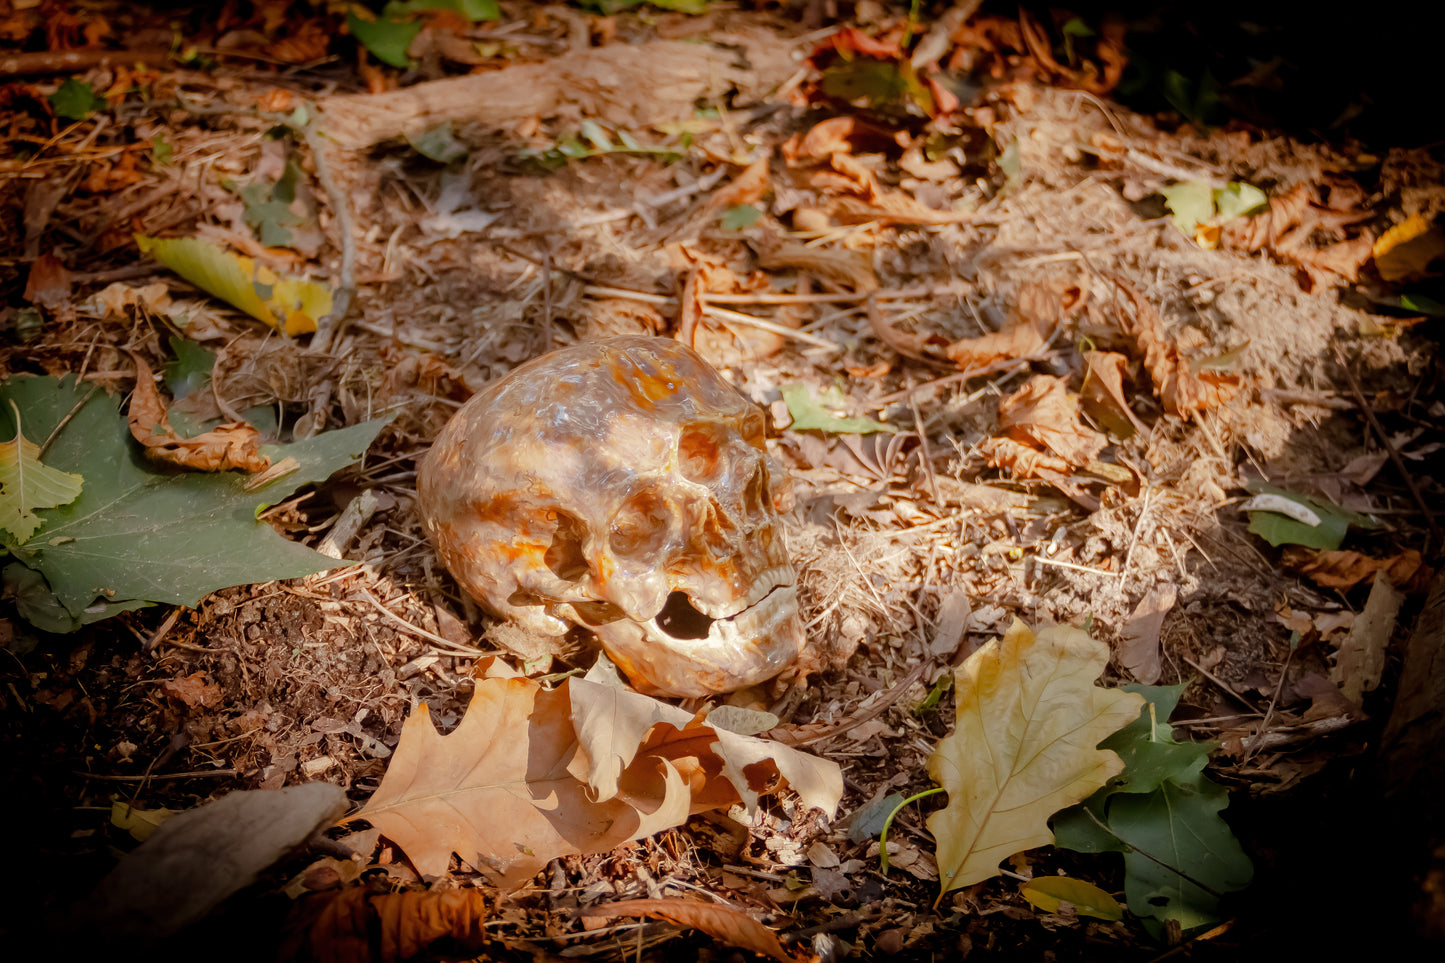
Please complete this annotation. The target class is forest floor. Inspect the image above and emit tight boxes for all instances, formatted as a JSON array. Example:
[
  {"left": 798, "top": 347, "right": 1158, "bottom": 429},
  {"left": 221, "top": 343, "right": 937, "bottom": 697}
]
[{"left": 2, "top": 2, "right": 1443, "bottom": 961}]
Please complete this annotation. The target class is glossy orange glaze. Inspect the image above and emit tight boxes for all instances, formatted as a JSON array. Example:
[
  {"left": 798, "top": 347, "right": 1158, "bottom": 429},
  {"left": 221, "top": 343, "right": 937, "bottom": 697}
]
[{"left": 416, "top": 337, "right": 804, "bottom": 696}]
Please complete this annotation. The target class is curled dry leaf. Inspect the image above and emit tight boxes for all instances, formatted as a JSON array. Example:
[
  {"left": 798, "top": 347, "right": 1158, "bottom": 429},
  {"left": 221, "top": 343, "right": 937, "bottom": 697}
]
[
  {"left": 1220, "top": 179, "right": 1374, "bottom": 288},
  {"left": 1080, "top": 350, "right": 1146, "bottom": 437},
  {"left": 1113, "top": 279, "right": 1239, "bottom": 416},
  {"left": 128, "top": 354, "right": 270, "bottom": 473},
  {"left": 926, "top": 620, "right": 1144, "bottom": 894},
  {"left": 351, "top": 675, "right": 841, "bottom": 889},
  {"left": 997, "top": 374, "right": 1107, "bottom": 469},
  {"left": 594, "top": 899, "right": 800, "bottom": 963},
  {"left": 1284, "top": 546, "right": 1430, "bottom": 592},
  {"left": 282, "top": 887, "right": 491, "bottom": 963},
  {"left": 979, "top": 434, "right": 1073, "bottom": 479}
]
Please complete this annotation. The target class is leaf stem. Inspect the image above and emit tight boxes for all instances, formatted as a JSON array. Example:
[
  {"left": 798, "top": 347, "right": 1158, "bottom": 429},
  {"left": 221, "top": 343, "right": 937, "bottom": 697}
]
[
  {"left": 878, "top": 787, "right": 943, "bottom": 873},
  {"left": 1080, "top": 806, "right": 1226, "bottom": 899}
]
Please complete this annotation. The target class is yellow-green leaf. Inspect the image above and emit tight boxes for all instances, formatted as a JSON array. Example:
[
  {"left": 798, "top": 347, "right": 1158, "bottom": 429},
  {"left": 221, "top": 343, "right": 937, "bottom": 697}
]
[
  {"left": 111, "top": 800, "right": 180, "bottom": 842},
  {"left": 1020, "top": 875, "right": 1124, "bottom": 921},
  {"left": 0, "top": 408, "right": 84, "bottom": 542},
  {"left": 136, "top": 235, "right": 331, "bottom": 335},
  {"left": 926, "top": 620, "right": 1145, "bottom": 895}
]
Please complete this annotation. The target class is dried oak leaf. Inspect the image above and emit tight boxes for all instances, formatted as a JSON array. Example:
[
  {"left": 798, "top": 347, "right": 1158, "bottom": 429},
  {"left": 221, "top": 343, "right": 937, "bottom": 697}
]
[
  {"left": 593, "top": 899, "right": 801, "bottom": 963},
  {"left": 128, "top": 354, "right": 269, "bottom": 473},
  {"left": 282, "top": 887, "right": 491, "bottom": 963},
  {"left": 1114, "top": 280, "right": 1239, "bottom": 416},
  {"left": 568, "top": 676, "right": 843, "bottom": 816},
  {"left": 350, "top": 677, "right": 691, "bottom": 888},
  {"left": 927, "top": 620, "right": 1144, "bottom": 894},
  {"left": 997, "top": 374, "right": 1107, "bottom": 468}
]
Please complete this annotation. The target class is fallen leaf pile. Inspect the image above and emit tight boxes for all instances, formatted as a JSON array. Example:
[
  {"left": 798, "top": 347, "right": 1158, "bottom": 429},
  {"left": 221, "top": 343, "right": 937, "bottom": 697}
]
[
  {"left": 925, "top": 620, "right": 1144, "bottom": 895},
  {"left": 349, "top": 670, "right": 843, "bottom": 889}
]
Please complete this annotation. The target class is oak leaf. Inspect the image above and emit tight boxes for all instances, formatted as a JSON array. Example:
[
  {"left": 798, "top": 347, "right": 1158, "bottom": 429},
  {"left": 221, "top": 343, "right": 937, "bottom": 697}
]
[
  {"left": 351, "top": 677, "right": 691, "bottom": 888},
  {"left": 926, "top": 620, "right": 1144, "bottom": 894}
]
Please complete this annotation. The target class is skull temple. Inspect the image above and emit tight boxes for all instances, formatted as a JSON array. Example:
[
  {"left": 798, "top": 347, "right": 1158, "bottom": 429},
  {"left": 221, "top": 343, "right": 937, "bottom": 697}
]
[{"left": 417, "top": 337, "right": 804, "bottom": 697}]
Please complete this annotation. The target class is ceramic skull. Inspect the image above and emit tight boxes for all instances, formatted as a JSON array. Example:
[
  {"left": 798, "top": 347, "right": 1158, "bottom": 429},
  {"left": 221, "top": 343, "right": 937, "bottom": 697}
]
[{"left": 417, "top": 337, "right": 804, "bottom": 697}]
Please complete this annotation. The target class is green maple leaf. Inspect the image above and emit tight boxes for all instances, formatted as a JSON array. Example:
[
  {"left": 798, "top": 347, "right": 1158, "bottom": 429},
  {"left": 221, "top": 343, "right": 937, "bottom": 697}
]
[{"left": 0, "top": 375, "right": 389, "bottom": 627}]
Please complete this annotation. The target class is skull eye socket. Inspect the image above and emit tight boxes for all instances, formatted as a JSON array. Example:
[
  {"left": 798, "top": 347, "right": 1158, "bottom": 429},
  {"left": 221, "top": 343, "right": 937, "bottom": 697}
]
[
  {"left": 678, "top": 425, "right": 723, "bottom": 482},
  {"left": 544, "top": 510, "right": 588, "bottom": 581},
  {"left": 610, "top": 488, "right": 672, "bottom": 557}
]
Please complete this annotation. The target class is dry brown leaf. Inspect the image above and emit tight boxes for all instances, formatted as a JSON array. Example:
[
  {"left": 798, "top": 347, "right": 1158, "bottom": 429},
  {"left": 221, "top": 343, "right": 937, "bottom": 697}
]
[
  {"left": 94, "top": 281, "right": 173, "bottom": 319},
  {"left": 282, "top": 887, "right": 491, "bottom": 963},
  {"left": 945, "top": 319, "right": 1051, "bottom": 370},
  {"left": 351, "top": 677, "right": 692, "bottom": 888},
  {"left": 1114, "top": 280, "right": 1240, "bottom": 416},
  {"left": 927, "top": 620, "right": 1144, "bottom": 894},
  {"left": 1117, "top": 583, "right": 1177, "bottom": 685},
  {"left": 755, "top": 239, "right": 877, "bottom": 292},
  {"left": 979, "top": 435, "right": 1073, "bottom": 479},
  {"left": 997, "top": 374, "right": 1107, "bottom": 468},
  {"left": 160, "top": 670, "right": 222, "bottom": 709},
  {"left": 568, "top": 676, "right": 843, "bottom": 815},
  {"left": 128, "top": 354, "right": 270, "bottom": 473},
  {"left": 1331, "top": 572, "right": 1405, "bottom": 705},
  {"left": 1080, "top": 350, "right": 1145, "bottom": 437},
  {"left": 1287, "top": 547, "right": 1429, "bottom": 592},
  {"left": 594, "top": 899, "right": 800, "bottom": 963},
  {"left": 1221, "top": 179, "right": 1374, "bottom": 288},
  {"left": 23, "top": 252, "right": 70, "bottom": 313}
]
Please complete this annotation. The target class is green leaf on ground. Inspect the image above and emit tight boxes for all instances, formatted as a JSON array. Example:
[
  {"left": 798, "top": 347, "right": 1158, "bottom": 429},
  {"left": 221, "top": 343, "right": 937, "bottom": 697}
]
[
  {"left": 781, "top": 384, "right": 895, "bottom": 434},
  {"left": 1161, "top": 181, "right": 1214, "bottom": 235},
  {"left": 0, "top": 375, "right": 389, "bottom": 628},
  {"left": 0, "top": 406, "right": 84, "bottom": 542},
  {"left": 720, "top": 204, "right": 762, "bottom": 230},
  {"left": 49, "top": 79, "right": 106, "bottom": 120},
  {"left": 347, "top": 11, "right": 422, "bottom": 68},
  {"left": 1241, "top": 481, "right": 1377, "bottom": 551},
  {"left": 1052, "top": 685, "right": 1253, "bottom": 931},
  {"left": 384, "top": 0, "right": 501, "bottom": 18},
  {"left": 407, "top": 124, "right": 468, "bottom": 163},
  {"left": 163, "top": 336, "right": 215, "bottom": 400},
  {"left": 1213, "top": 182, "right": 1268, "bottom": 221},
  {"left": 230, "top": 163, "right": 307, "bottom": 248}
]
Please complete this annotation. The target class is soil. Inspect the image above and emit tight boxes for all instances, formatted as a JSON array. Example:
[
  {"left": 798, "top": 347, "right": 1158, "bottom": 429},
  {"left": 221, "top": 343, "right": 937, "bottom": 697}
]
[{"left": 1, "top": 3, "right": 1442, "bottom": 961}]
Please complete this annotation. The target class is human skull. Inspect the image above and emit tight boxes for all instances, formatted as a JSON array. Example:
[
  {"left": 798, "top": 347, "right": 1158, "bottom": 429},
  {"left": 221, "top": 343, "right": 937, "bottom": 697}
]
[{"left": 417, "top": 337, "right": 804, "bottom": 697}]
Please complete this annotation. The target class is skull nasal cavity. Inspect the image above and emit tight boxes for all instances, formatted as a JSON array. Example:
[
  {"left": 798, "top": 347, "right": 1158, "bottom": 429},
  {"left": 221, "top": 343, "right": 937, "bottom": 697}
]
[
  {"left": 545, "top": 511, "right": 589, "bottom": 581},
  {"left": 655, "top": 591, "right": 714, "bottom": 640},
  {"left": 678, "top": 426, "right": 722, "bottom": 482}
]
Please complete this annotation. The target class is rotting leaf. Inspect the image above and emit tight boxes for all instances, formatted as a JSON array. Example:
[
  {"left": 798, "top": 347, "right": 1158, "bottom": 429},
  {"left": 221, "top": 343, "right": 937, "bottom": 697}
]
[
  {"left": 1020, "top": 876, "right": 1124, "bottom": 921},
  {"left": 136, "top": 235, "right": 332, "bottom": 336},
  {"left": 0, "top": 404, "right": 84, "bottom": 543},
  {"left": 0, "top": 374, "right": 389, "bottom": 626},
  {"left": 593, "top": 899, "right": 799, "bottom": 963},
  {"left": 127, "top": 354, "right": 269, "bottom": 473},
  {"left": 781, "top": 384, "right": 895, "bottom": 434},
  {"left": 925, "top": 620, "right": 1144, "bottom": 894},
  {"left": 1330, "top": 571, "right": 1403, "bottom": 705}
]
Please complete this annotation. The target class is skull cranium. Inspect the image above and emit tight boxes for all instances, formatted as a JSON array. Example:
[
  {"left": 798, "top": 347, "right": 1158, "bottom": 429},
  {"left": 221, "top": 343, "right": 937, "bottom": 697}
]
[{"left": 417, "top": 337, "right": 804, "bottom": 696}]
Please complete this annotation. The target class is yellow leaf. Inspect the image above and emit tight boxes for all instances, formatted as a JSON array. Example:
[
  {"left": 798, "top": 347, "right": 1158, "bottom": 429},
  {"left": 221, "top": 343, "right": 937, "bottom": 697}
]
[
  {"left": 1372, "top": 214, "right": 1445, "bottom": 281},
  {"left": 926, "top": 620, "right": 1145, "bottom": 894},
  {"left": 110, "top": 800, "right": 180, "bottom": 842},
  {"left": 136, "top": 235, "right": 330, "bottom": 335},
  {"left": 1020, "top": 875, "right": 1124, "bottom": 921},
  {"left": 0, "top": 403, "right": 84, "bottom": 542}
]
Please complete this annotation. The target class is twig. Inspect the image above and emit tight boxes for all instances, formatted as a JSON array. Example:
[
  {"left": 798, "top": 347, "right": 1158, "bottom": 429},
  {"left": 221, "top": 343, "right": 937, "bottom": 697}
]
[
  {"left": 1241, "top": 645, "right": 1294, "bottom": 765},
  {"left": 355, "top": 586, "right": 484, "bottom": 657},
  {"left": 1181, "top": 655, "right": 1263, "bottom": 712},
  {"left": 1333, "top": 345, "right": 1442, "bottom": 545},
  {"left": 771, "top": 660, "right": 930, "bottom": 746},
  {"left": 303, "top": 115, "right": 356, "bottom": 351},
  {"left": 77, "top": 769, "right": 238, "bottom": 781},
  {"left": 1033, "top": 555, "right": 1116, "bottom": 578},
  {"left": 909, "top": 388, "right": 942, "bottom": 507},
  {"left": 701, "top": 305, "right": 842, "bottom": 351},
  {"left": 873, "top": 358, "right": 1034, "bottom": 406}
]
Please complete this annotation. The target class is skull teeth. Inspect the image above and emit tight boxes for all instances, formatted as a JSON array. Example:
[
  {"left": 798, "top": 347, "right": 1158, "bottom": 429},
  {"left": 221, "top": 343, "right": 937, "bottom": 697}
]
[{"left": 683, "top": 565, "right": 795, "bottom": 621}]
